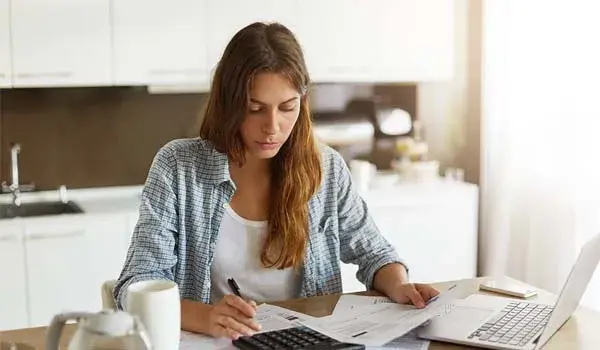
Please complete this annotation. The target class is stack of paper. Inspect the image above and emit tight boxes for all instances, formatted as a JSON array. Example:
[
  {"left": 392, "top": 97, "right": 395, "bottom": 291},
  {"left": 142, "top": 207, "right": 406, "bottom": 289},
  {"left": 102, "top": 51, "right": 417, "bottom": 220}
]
[
  {"left": 300, "top": 283, "right": 470, "bottom": 348},
  {"left": 331, "top": 295, "right": 429, "bottom": 350},
  {"left": 178, "top": 283, "right": 469, "bottom": 350}
]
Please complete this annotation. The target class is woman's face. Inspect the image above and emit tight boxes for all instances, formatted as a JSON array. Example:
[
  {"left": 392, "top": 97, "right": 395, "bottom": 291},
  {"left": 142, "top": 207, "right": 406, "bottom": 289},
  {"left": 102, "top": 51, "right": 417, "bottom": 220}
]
[{"left": 239, "top": 72, "right": 301, "bottom": 160}]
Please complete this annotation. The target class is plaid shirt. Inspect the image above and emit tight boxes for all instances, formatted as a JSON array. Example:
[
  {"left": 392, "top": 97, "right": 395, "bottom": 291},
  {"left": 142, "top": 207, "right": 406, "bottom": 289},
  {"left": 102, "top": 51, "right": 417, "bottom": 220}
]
[{"left": 113, "top": 138, "right": 404, "bottom": 309}]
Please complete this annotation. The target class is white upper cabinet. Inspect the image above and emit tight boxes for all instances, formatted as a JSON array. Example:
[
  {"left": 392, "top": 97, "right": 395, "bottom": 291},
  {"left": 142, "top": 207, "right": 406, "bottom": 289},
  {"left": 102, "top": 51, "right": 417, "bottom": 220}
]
[
  {"left": 0, "top": 0, "right": 11, "bottom": 87},
  {"left": 205, "top": 0, "right": 301, "bottom": 79},
  {"left": 368, "top": 0, "right": 455, "bottom": 82},
  {"left": 10, "top": 0, "right": 112, "bottom": 88},
  {"left": 112, "top": 0, "right": 209, "bottom": 86},
  {"left": 296, "top": 0, "right": 454, "bottom": 83},
  {"left": 295, "top": 0, "right": 376, "bottom": 83}
]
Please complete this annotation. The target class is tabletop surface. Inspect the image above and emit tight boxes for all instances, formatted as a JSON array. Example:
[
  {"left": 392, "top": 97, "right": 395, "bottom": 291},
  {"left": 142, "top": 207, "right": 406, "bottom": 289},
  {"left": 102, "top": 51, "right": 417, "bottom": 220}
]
[{"left": 1, "top": 276, "right": 599, "bottom": 349}]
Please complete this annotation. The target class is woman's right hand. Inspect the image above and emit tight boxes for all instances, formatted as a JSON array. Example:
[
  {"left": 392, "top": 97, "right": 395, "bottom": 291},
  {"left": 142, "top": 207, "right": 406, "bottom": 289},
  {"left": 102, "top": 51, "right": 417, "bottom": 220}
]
[{"left": 205, "top": 295, "right": 261, "bottom": 339}]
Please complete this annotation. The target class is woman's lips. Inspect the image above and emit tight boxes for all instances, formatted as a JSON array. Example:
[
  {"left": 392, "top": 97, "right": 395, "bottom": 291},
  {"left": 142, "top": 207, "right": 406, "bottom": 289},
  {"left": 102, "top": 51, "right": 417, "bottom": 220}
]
[{"left": 256, "top": 141, "right": 280, "bottom": 150}]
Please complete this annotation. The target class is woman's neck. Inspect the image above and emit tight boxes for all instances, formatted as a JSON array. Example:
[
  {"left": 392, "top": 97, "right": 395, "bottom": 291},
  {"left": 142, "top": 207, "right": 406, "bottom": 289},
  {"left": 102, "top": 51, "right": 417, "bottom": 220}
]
[
  {"left": 229, "top": 154, "right": 272, "bottom": 189},
  {"left": 230, "top": 155, "right": 270, "bottom": 179},
  {"left": 228, "top": 155, "right": 272, "bottom": 221}
]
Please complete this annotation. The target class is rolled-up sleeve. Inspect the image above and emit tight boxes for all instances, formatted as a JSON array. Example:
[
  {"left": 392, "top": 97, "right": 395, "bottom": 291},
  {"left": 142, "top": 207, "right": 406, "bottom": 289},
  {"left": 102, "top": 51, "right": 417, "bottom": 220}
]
[
  {"left": 113, "top": 146, "right": 179, "bottom": 309},
  {"left": 334, "top": 154, "right": 408, "bottom": 290}
]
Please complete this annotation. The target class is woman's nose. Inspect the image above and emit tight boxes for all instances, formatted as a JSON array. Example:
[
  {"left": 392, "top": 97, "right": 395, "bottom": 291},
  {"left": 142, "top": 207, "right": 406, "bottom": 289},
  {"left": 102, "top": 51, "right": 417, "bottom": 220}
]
[{"left": 262, "top": 109, "right": 279, "bottom": 135}]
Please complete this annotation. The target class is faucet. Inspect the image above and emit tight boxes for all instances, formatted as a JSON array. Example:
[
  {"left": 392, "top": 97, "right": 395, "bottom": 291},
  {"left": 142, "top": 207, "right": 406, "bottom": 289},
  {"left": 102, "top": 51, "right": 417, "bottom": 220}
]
[{"left": 1, "top": 143, "right": 35, "bottom": 206}]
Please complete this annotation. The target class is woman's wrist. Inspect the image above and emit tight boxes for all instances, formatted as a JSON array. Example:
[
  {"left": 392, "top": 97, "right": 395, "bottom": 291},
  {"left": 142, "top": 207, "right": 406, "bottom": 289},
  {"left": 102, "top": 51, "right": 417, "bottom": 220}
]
[
  {"left": 373, "top": 263, "right": 410, "bottom": 297},
  {"left": 181, "top": 299, "right": 213, "bottom": 334}
]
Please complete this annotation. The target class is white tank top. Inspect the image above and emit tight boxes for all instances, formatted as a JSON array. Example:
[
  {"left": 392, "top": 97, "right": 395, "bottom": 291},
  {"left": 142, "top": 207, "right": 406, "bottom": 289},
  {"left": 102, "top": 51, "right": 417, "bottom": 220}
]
[{"left": 210, "top": 203, "right": 302, "bottom": 304}]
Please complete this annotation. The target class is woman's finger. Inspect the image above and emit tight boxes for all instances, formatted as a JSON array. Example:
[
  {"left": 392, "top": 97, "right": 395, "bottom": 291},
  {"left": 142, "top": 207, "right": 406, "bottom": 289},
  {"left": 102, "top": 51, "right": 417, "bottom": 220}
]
[
  {"left": 213, "top": 324, "right": 242, "bottom": 340},
  {"left": 403, "top": 284, "right": 426, "bottom": 308},
  {"left": 222, "top": 306, "right": 262, "bottom": 331},
  {"left": 218, "top": 315, "right": 256, "bottom": 337},
  {"left": 224, "top": 294, "right": 256, "bottom": 318}
]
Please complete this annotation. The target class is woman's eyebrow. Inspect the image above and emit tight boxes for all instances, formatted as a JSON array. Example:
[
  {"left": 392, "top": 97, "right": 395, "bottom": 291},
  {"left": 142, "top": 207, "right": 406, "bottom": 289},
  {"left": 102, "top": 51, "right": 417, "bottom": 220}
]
[{"left": 249, "top": 97, "right": 299, "bottom": 105}]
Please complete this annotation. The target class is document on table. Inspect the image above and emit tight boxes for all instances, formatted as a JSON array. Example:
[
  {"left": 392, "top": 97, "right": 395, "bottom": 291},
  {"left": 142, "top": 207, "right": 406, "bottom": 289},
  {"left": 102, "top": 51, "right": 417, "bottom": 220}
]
[
  {"left": 332, "top": 295, "right": 429, "bottom": 350},
  {"left": 332, "top": 294, "right": 394, "bottom": 314},
  {"left": 301, "top": 283, "right": 469, "bottom": 347},
  {"left": 179, "top": 303, "right": 315, "bottom": 349}
]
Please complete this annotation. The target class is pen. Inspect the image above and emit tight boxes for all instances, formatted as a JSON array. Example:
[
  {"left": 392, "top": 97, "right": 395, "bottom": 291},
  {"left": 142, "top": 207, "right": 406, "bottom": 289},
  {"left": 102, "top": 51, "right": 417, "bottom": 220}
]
[{"left": 228, "top": 278, "right": 242, "bottom": 298}]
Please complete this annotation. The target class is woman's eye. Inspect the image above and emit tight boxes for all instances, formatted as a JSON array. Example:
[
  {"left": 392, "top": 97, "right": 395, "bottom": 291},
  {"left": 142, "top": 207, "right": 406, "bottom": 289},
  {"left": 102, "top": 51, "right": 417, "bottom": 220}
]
[
  {"left": 280, "top": 104, "right": 297, "bottom": 112},
  {"left": 248, "top": 106, "right": 262, "bottom": 113}
]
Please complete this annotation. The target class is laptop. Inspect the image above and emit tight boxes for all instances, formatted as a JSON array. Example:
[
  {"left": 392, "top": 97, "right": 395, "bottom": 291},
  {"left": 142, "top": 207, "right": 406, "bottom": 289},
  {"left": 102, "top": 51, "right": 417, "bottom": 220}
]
[{"left": 417, "top": 232, "right": 600, "bottom": 350}]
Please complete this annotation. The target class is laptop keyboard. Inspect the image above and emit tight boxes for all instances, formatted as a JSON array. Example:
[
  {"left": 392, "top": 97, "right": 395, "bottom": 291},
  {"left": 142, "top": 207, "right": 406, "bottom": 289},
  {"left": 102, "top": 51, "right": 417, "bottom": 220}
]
[{"left": 468, "top": 301, "right": 553, "bottom": 347}]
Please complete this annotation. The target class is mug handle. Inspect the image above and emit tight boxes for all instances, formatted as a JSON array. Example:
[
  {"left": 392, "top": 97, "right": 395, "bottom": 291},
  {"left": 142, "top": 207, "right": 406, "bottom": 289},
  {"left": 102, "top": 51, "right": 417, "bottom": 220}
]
[{"left": 46, "top": 312, "right": 92, "bottom": 350}]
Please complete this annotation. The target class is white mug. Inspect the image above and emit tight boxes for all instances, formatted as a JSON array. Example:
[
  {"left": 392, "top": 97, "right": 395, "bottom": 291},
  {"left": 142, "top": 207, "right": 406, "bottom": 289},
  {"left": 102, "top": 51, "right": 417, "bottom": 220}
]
[{"left": 126, "top": 280, "right": 181, "bottom": 350}]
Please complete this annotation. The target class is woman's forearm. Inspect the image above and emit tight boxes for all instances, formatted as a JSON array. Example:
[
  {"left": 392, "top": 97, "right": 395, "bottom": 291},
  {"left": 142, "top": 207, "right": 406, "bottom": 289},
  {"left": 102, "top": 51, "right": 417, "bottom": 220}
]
[
  {"left": 181, "top": 299, "right": 213, "bottom": 334},
  {"left": 372, "top": 263, "right": 409, "bottom": 296}
]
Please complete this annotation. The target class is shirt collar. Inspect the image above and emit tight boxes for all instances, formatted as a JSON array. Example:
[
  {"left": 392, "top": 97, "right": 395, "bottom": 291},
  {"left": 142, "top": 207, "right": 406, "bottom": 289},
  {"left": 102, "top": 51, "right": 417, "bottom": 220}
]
[{"left": 207, "top": 146, "right": 234, "bottom": 187}]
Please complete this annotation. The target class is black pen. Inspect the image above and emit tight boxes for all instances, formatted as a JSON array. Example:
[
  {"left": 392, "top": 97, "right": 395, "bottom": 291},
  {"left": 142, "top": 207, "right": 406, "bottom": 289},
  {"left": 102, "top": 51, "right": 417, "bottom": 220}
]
[{"left": 228, "top": 278, "right": 243, "bottom": 298}]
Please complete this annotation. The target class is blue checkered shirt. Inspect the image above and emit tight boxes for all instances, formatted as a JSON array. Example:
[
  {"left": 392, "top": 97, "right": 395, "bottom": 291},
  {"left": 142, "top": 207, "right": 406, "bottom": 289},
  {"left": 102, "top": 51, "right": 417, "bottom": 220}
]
[{"left": 113, "top": 138, "right": 404, "bottom": 309}]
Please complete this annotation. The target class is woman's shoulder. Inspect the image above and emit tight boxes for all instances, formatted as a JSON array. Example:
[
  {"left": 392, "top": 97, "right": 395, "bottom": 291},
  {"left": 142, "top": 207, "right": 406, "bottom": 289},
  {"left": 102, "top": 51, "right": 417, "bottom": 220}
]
[
  {"left": 317, "top": 142, "right": 350, "bottom": 183},
  {"left": 156, "top": 137, "right": 214, "bottom": 159},
  {"left": 150, "top": 138, "right": 227, "bottom": 177}
]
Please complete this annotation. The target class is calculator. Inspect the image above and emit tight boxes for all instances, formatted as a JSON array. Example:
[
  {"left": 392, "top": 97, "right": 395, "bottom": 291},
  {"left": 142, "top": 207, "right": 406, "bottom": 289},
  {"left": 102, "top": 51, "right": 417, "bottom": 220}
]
[{"left": 232, "top": 326, "right": 365, "bottom": 350}]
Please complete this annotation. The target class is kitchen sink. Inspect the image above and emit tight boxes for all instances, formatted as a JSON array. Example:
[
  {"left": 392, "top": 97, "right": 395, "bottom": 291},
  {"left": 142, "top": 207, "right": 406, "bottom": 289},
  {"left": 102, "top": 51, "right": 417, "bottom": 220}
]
[{"left": 0, "top": 201, "right": 84, "bottom": 219}]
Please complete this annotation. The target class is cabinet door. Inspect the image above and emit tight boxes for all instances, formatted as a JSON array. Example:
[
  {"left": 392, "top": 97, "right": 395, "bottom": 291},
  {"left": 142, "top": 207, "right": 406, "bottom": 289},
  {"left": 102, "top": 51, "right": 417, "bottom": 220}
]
[
  {"left": 365, "top": 184, "right": 478, "bottom": 284},
  {"left": 205, "top": 0, "right": 301, "bottom": 77},
  {"left": 295, "top": 0, "right": 454, "bottom": 82},
  {"left": 10, "top": 0, "right": 111, "bottom": 87},
  {"left": 368, "top": 0, "right": 455, "bottom": 81},
  {"left": 0, "top": 224, "right": 28, "bottom": 330},
  {"left": 295, "top": 0, "right": 375, "bottom": 82},
  {"left": 25, "top": 215, "right": 128, "bottom": 326},
  {"left": 0, "top": 0, "right": 11, "bottom": 87},
  {"left": 112, "top": 0, "right": 209, "bottom": 86}
]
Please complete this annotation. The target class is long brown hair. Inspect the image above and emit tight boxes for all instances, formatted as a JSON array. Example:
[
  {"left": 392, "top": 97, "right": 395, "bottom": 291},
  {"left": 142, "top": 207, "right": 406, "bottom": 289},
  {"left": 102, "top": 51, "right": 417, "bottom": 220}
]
[{"left": 199, "top": 22, "right": 322, "bottom": 269}]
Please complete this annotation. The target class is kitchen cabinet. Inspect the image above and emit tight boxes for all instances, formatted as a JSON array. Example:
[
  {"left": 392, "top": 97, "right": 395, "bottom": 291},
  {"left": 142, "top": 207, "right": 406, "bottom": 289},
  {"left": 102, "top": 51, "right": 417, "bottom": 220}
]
[
  {"left": 296, "top": 0, "right": 454, "bottom": 82},
  {"left": 10, "top": 0, "right": 112, "bottom": 88},
  {"left": 0, "top": 223, "right": 29, "bottom": 331},
  {"left": 295, "top": 0, "right": 375, "bottom": 83},
  {"left": 205, "top": 0, "right": 301, "bottom": 76},
  {"left": 339, "top": 180, "right": 478, "bottom": 293},
  {"left": 112, "top": 0, "right": 209, "bottom": 86},
  {"left": 24, "top": 214, "right": 129, "bottom": 327},
  {"left": 367, "top": 0, "right": 455, "bottom": 82},
  {"left": 0, "top": 0, "right": 11, "bottom": 87}
]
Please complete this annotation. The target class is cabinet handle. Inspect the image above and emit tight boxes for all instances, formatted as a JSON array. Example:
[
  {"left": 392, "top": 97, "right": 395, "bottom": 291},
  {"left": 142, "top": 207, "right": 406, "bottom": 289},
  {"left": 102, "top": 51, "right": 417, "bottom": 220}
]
[
  {"left": 16, "top": 71, "right": 74, "bottom": 79},
  {"left": 27, "top": 230, "right": 85, "bottom": 240},
  {"left": 0, "top": 234, "right": 18, "bottom": 242}
]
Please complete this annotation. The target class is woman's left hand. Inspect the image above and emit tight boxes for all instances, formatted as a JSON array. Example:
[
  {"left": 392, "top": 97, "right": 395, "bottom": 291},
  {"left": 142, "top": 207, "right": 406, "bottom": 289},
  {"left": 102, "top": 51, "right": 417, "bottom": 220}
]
[{"left": 387, "top": 282, "right": 440, "bottom": 309}]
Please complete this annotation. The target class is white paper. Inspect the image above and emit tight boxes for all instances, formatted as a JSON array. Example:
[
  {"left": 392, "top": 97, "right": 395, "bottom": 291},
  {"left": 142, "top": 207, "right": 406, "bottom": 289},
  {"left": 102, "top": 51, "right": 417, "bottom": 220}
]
[
  {"left": 302, "top": 283, "right": 468, "bottom": 347},
  {"left": 253, "top": 303, "right": 315, "bottom": 333},
  {"left": 333, "top": 295, "right": 394, "bottom": 314},
  {"left": 179, "top": 303, "right": 316, "bottom": 349},
  {"left": 367, "top": 330, "right": 430, "bottom": 350},
  {"left": 179, "top": 331, "right": 235, "bottom": 350},
  {"left": 332, "top": 295, "right": 429, "bottom": 350}
]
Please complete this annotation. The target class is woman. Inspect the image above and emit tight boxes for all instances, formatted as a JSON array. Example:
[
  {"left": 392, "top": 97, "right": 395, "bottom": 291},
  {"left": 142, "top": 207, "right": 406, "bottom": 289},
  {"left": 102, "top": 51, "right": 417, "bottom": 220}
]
[{"left": 114, "top": 22, "right": 439, "bottom": 340}]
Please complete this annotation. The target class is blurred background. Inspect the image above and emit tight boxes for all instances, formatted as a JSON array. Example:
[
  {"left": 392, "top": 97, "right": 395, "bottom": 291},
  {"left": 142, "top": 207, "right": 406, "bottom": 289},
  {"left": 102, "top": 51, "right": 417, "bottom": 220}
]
[{"left": 1, "top": 0, "right": 599, "bottom": 333}]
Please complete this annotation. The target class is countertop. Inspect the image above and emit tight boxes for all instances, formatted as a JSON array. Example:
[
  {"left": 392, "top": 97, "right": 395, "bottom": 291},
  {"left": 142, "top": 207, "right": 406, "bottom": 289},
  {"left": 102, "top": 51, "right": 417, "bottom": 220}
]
[
  {"left": 0, "top": 179, "right": 478, "bottom": 221},
  {"left": 0, "top": 185, "right": 143, "bottom": 219}
]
